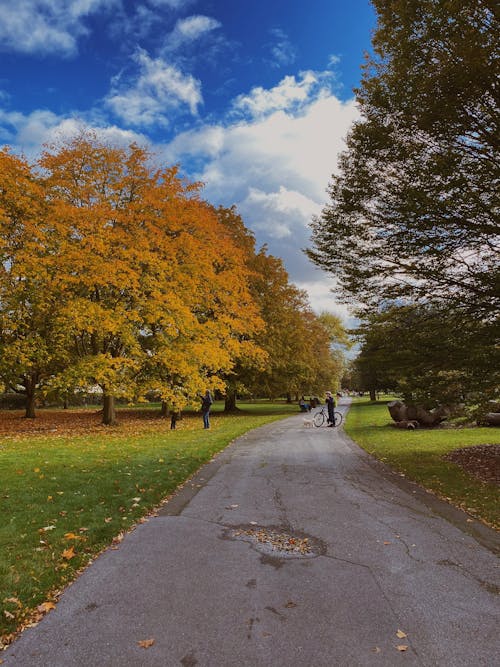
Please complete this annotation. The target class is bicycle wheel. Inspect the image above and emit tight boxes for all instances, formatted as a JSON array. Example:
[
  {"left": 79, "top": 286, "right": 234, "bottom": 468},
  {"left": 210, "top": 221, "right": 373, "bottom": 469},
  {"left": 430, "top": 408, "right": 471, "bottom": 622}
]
[
  {"left": 313, "top": 410, "right": 325, "bottom": 427},
  {"left": 334, "top": 411, "right": 343, "bottom": 427}
]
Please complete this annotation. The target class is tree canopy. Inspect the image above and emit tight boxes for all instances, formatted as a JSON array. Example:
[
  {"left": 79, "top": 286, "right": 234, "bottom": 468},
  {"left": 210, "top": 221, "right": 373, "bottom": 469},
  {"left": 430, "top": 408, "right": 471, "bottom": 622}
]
[
  {"left": 308, "top": 0, "right": 499, "bottom": 319},
  {"left": 307, "top": 0, "right": 499, "bottom": 411},
  {"left": 0, "top": 135, "right": 347, "bottom": 421}
]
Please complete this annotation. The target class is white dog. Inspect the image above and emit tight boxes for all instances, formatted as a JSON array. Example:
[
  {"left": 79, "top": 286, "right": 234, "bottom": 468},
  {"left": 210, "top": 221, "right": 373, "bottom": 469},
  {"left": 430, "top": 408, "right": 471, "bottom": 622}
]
[{"left": 303, "top": 418, "right": 314, "bottom": 428}]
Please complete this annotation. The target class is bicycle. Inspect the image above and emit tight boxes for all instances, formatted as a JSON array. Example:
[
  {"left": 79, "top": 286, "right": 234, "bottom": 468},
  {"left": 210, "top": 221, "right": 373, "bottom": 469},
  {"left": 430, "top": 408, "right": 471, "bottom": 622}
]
[{"left": 313, "top": 406, "right": 343, "bottom": 427}]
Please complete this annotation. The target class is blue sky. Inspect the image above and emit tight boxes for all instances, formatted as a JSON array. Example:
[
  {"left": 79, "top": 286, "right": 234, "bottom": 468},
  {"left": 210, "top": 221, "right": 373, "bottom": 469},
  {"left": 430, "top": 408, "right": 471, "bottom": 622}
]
[{"left": 0, "top": 0, "right": 375, "bottom": 318}]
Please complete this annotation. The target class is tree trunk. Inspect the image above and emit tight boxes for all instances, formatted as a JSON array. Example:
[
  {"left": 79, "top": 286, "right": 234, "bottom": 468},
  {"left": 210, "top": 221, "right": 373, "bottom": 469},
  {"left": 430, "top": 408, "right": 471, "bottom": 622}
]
[
  {"left": 369, "top": 388, "right": 376, "bottom": 401},
  {"left": 102, "top": 394, "right": 116, "bottom": 425},
  {"left": 25, "top": 391, "right": 36, "bottom": 419},
  {"left": 224, "top": 391, "right": 238, "bottom": 412},
  {"left": 160, "top": 401, "right": 169, "bottom": 417},
  {"left": 24, "top": 373, "right": 37, "bottom": 418},
  {"left": 286, "top": 392, "right": 292, "bottom": 404}
]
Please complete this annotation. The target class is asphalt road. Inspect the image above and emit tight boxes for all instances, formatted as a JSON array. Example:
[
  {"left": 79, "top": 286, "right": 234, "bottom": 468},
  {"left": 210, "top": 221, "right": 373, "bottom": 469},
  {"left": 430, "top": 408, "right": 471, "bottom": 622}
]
[{"left": 3, "top": 401, "right": 499, "bottom": 666}]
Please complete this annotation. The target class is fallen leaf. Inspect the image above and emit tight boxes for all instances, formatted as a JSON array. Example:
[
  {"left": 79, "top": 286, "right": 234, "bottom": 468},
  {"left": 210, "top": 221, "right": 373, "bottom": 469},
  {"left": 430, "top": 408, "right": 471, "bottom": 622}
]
[
  {"left": 383, "top": 541, "right": 391, "bottom": 545},
  {"left": 372, "top": 647, "right": 381, "bottom": 653},
  {"left": 396, "top": 629, "right": 407, "bottom": 639},
  {"left": 4, "top": 597, "right": 22, "bottom": 607},
  {"left": 397, "top": 645, "right": 408, "bottom": 652},
  {"left": 3, "top": 610, "right": 15, "bottom": 620},
  {"left": 137, "top": 638, "right": 155, "bottom": 649},
  {"left": 64, "top": 532, "right": 80, "bottom": 540},
  {"left": 33, "top": 468, "right": 40, "bottom": 473},
  {"left": 37, "top": 602, "right": 56, "bottom": 613},
  {"left": 284, "top": 601, "right": 297, "bottom": 608},
  {"left": 104, "top": 517, "right": 113, "bottom": 523},
  {"left": 62, "top": 546, "right": 75, "bottom": 560}
]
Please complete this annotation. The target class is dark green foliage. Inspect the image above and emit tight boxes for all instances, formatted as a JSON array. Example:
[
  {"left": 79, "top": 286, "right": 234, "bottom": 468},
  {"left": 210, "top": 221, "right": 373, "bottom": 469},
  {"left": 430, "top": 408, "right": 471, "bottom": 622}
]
[
  {"left": 308, "top": 0, "right": 499, "bottom": 318},
  {"left": 308, "top": 0, "right": 499, "bottom": 408}
]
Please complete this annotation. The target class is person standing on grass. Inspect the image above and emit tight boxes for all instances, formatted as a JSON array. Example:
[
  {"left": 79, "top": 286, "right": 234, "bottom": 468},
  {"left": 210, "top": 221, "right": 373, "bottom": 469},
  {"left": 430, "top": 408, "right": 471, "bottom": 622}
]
[
  {"left": 325, "top": 390, "right": 336, "bottom": 427},
  {"left": 201, "top": 390, "right": 213, "bottom": 429}
]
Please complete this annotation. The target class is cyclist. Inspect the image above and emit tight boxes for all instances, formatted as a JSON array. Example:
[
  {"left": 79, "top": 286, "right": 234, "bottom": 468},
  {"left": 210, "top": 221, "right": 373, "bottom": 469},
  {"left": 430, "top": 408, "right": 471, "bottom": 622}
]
[{"left": 325, "top": 391, "right": 336, "bottom": 427}]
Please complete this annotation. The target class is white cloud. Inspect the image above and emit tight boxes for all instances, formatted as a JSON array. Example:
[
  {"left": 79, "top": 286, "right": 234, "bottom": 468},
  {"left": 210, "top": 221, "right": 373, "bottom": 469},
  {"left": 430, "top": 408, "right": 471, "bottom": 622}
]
[
  {"left": 328, "top": 54, "right": 341, "bottom": 67},
  {"left": 232, "top": 71, "right": 331, "bottom": 119},
  {"left": 162, "top": 15, "right": 221, "bottom": 52},
  {"left": 105, "top": 49, "right": 203, "bottom": 127},
  {"left": 267, "top": 28, "right": 297, "bottom": 68},
  {"left": 0, "top": 0, "right": 117, "bottom": 56},
  {"left": 0, "top": 107, "right": 146, "bottom": 158},
  {"left": 146, "top": 0, "right": 193, "bottom": 7},
  {"left": 162, "top": 71, "right": 359, "bottom": 315}
]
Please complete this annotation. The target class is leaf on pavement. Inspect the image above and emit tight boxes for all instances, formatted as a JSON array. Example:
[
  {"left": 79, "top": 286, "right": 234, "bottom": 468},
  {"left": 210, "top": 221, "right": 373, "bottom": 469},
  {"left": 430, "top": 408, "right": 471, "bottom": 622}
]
[
  {"left": 396, "top": 629, "right": 407, "bottom": 638},
  {"left": 396, "top": 645, "right": 408, "bottom": 652},
  {"left": 137, "top": 638, "right": 155, "bottom": 649},
  {"left": 37, "top": 601, "right": 56, "bottom": 613}
]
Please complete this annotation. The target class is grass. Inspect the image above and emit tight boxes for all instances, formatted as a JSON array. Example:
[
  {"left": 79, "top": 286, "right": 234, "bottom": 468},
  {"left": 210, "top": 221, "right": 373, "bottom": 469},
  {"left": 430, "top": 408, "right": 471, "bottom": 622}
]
[
  {"left": 0, "top": 401, "right": 296, "bottom": 643},
  {"left": 344, "top": 398, "right": 500, "bottom": 530}
]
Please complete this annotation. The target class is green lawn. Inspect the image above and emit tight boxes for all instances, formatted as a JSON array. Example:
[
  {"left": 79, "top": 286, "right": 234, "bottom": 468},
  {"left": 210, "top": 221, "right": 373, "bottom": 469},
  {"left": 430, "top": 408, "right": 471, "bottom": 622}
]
[
  {"left": 0, "top": 402, "right": 296, "bottom": 644},
  {"left": 345, "top": 398, "right": 500, "bottom": 530}
]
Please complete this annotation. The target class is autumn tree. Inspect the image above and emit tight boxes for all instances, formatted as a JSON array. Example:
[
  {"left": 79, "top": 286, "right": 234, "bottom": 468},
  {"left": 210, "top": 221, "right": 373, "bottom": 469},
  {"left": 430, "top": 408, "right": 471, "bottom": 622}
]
[
  {"left": 39, "top": 134, "right": 264, "bottom": 424},
  {"left": 242, "top": 249, "right": 347, "bottom": 401},
  {"left": 0, "top": 149, "right": 71, "bottom": 417}
]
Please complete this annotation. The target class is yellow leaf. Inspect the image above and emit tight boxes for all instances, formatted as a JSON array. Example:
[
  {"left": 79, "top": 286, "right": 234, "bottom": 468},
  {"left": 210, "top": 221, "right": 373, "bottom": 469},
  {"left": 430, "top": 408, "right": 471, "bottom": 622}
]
[
  {"left": 137, "top": 638, "right": 155, "bottom": 649},
  {"left": 4, "top": 610, "right": 15, "bottom": 620},
  {"left": 33, "top": 468, "right": 40, "bottom": 473},
  {"left": 64, "top": 532, "right": 80, "bottom": 540},
  {"left": 37, "top": 602, "right": 56, "bottom": 613},
  {"left": 62, "top": 546, "right": 75, "bottom": 560},
  {"left": 396, "top": 629, "right": 407, "bottom": 638},
  {"left": 397, "top": 645, "right": 408, "bottom": 652}
]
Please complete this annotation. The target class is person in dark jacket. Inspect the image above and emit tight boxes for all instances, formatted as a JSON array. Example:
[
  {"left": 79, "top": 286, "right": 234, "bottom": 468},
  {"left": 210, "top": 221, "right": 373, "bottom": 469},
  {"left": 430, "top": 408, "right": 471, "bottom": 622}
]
[
  {"left": 325, "top": 391, "right": 336, "bottom": 427},
  {"left": 201, "top": 390, "right": 213, "bottom": 429}
]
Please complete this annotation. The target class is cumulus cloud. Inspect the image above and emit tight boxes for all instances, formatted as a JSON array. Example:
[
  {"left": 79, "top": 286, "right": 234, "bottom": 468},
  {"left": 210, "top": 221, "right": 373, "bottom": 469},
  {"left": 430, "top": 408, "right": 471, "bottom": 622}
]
[
  {"left": 231, "top": 70, "right": 333, "bottom": 119},
  {"left": 105, "top": 49, "right": 203, "bottom": 127},
  {"left": 162, "top": 71, "right": 359, "bottom": 314},
  {"left": 162, "top": 15, "right": 221, "bottom": 52},
  {"left": 0, "top": 0, "right": 117, "bottom": 56},
  {"left": 0, "top": 107, "right": 146, "bottom": 158}
]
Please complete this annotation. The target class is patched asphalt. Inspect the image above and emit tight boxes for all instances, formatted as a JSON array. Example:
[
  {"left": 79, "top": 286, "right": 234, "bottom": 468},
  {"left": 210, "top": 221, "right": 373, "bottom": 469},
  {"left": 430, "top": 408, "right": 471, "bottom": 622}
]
[{"left": 3, "top": 400, "right": 499, "bottom": 666}]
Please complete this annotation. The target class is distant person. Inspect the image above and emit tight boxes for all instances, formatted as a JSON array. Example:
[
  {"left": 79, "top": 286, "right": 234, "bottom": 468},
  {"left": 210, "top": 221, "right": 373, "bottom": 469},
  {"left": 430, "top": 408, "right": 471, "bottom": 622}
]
[
  {"left": 325, "top": 391, "right": 336, "bottom": 427},
  {"left": 299, "top": 396, "right": 310, "bottom": 412},
  {"left": 201, "top": 390, "right": 213, "bottom": 429}
]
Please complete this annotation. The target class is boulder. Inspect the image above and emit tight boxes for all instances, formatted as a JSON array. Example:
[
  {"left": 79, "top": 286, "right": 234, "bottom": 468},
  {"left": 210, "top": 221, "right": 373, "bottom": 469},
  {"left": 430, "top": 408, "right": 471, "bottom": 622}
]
[{"left": 387, "top": 400, "right": 449, "bottom": 427}]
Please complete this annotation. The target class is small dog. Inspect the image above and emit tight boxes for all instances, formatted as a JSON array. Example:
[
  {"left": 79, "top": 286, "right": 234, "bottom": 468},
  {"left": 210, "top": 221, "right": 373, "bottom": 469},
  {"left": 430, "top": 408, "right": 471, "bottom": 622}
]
[
  {"left": 394, "top": 420, "right": 419, "bottom": 429},
  {"left": 303, "top": 418, "right": 314, "bottom": 428}
]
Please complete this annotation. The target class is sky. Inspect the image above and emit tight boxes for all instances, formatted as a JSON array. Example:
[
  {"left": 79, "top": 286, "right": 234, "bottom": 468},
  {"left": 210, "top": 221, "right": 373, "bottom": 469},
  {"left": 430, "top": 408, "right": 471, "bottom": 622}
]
[{"left": 0, "top": 0, "right": 376, "bottom": 320}]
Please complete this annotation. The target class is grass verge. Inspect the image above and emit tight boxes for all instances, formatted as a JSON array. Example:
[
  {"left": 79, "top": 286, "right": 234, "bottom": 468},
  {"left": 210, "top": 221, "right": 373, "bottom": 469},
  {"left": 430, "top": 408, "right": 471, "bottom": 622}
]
[
  {"left": 344, "top": 398, "right": 500, "bottom": 530},
  {"left": 0, "top": 402, "right": 296, "bottom": 644}
]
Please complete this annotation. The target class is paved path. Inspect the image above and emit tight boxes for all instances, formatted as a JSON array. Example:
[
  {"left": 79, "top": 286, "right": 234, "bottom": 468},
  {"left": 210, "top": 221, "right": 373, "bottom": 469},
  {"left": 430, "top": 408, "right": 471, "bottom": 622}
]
[{"left": 3, "top": 401, "right": 499, "bottom": 666}]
